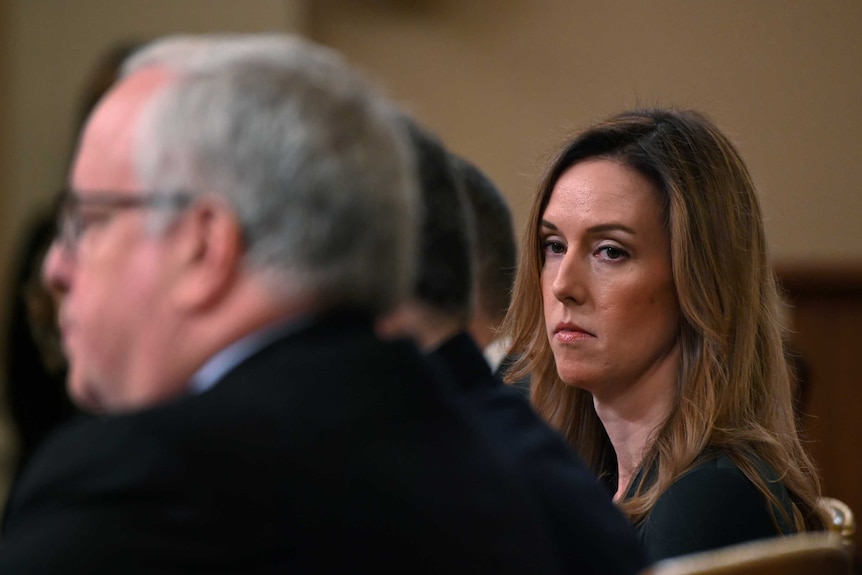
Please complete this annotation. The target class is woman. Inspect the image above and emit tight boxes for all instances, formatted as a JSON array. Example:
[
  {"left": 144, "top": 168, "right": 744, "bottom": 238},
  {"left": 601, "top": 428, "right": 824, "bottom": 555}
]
[{"left": 502, "top": 108, "right": 826, "bottom": 562}]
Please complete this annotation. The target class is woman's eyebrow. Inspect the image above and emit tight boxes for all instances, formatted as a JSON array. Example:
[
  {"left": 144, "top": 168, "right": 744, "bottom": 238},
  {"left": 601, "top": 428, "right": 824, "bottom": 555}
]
[
  {"left": 540, "top": 220, "right": 636, "bottom": 235},
  {"left": 586, "top": 223, "right": 636, "bottom": 235}
]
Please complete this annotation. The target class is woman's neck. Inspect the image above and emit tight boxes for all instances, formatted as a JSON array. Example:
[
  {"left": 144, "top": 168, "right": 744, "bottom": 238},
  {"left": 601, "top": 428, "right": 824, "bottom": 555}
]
[{"left": 594, "top": 344, "right": 680, "bottom": 501}]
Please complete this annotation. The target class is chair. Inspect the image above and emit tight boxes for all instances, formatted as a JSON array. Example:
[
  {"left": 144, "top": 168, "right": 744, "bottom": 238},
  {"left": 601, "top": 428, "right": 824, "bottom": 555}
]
[
  {"left": 640, "top": 531, "right": 852, "bottom": 575},
  {"left": 820, "top": 496, "right": 856, "bottom": 551}
]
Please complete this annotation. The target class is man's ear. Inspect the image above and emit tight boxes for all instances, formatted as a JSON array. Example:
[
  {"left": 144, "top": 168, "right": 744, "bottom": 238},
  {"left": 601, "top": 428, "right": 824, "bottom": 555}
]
[{"left": 171, "top": 199, "right": 243, "bottom": 312}]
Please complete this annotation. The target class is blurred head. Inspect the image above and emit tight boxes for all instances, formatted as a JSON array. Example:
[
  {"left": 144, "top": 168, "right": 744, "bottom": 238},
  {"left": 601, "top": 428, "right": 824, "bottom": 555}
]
[
  {"left": 42, "top": 34, "right": 418, "bottom": 413},
  {"left": 376, "top": 116, "right": 473, "bottom": 351},
  {"left": 504, "top": 108, "right": 822, "bottom": 528},
  {"left": 450, "top": 155, "right": 517, "bottom": 350}
]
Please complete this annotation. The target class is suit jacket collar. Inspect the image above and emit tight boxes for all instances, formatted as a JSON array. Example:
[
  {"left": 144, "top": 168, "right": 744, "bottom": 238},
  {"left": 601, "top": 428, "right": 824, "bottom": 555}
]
[{"left": 432, "top": 331, "right": 502, "bottom": 393}]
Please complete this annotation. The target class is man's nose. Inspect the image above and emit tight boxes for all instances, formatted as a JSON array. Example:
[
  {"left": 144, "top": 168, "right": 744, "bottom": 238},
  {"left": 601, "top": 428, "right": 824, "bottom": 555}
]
[{"left": 41, "top": 240, "right": 73, "bottom": 299}]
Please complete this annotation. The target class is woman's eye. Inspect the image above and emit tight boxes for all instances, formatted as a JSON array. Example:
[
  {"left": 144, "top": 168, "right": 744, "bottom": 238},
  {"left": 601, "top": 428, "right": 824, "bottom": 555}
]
[
  {"left": 542, "top": 240, "right": 565, "bottom": 254},
  {"left": 597, "top": 245, "right": 628, "bottom": 260}
]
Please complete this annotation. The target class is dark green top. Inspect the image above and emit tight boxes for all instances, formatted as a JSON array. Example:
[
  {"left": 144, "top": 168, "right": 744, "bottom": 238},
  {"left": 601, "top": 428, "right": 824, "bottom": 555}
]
[{"left": 626, "top": 453, "right": 796, "bottom": 563}]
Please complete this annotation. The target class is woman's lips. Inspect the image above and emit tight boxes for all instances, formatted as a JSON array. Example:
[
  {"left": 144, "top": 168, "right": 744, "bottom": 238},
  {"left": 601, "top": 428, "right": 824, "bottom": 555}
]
[
  {"left": 553, "top": 323, "right": 594, "bottom": 343},
  {"left": 554, "top": 329, "right": 593, "bottom": 343}
]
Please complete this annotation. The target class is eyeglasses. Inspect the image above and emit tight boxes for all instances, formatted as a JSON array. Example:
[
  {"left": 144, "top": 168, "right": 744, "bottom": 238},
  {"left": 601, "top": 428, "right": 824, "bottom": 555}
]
[{"left": 54, "top": 190, "right": 194, "bottom": 252}]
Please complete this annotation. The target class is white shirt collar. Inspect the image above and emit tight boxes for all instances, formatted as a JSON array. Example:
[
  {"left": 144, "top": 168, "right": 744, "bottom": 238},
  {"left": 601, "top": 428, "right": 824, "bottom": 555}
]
[
  {"left": 188, "top": 315, "right": 311, "bottom": 395},
  {"left": 483, "top": 336, "right": 511, "bottom": 373}
]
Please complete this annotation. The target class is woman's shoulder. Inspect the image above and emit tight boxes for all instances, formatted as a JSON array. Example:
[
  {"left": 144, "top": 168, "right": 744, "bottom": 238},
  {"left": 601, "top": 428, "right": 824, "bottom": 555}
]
[
  {"left": 685, "top": 452, "right": 760, "bottom": 479},
  {"left": 688, "top": 452, "right": 740, "bottom": 473},
  {"left": 660, "top": 452, "right": 770, "bottom": 507},
  {"left": 670, "top": 452, "right": 793, "bottom": 519},
  {"left": 686, "top": 452, "right": 791, "bottom": 503},
  {"left": 638, "top": 451, "right": 793, "bottom": 562}
]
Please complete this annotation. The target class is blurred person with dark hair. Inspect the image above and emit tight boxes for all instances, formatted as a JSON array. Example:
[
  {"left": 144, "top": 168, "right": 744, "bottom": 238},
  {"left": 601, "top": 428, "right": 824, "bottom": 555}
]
[
  {"left": 4, "top": 214, "right": 75, "bottom": 475},
  {"left": 4, "top": 40, "right": 139, "bottom": 478},
  {"left": 378, "top": 115, "right": 648, "bottom": 575},
  {"left": 451, "top": 154, "right": 531, "bottom": 395}
]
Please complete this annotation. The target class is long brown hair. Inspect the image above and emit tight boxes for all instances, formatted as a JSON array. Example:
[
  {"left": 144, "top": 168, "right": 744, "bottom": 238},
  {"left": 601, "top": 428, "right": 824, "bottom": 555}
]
[{"left": 502, "top": 108, "right": 825, "bottom": 531}]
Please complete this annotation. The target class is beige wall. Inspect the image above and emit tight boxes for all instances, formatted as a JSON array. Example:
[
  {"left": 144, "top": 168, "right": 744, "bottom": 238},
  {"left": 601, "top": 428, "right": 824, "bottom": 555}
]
[
  {"left": 310, "top": 0, "right": 862, "bottom": 266},
  {"left": 0, "top": 0, "right": 306, "bottom": 283}
]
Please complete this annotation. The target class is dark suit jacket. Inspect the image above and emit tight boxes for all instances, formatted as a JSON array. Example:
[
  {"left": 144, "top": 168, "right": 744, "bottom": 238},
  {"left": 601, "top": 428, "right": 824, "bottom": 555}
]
[
  {"left": 0, "top": 313, "right": 564, "bottom": 574},
  {"left": 431, "top": 332, "right": 649, "bottom": 575}
]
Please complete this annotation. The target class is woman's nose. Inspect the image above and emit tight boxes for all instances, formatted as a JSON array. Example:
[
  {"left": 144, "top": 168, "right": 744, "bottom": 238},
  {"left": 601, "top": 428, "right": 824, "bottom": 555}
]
[{"left": 551, "top": 253, "right": 587, "bottom": 304}]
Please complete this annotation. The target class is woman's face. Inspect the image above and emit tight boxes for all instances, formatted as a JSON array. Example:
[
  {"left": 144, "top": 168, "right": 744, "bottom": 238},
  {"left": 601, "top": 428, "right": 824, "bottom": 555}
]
[{"left": 540, "top": 158, "right": 680, "bottom": 400}]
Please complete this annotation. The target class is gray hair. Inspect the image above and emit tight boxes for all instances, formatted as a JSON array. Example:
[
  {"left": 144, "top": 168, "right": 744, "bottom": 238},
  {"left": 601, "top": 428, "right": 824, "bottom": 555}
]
[{"left": 124, "top": 34, "right": 418, "bottom": 316}]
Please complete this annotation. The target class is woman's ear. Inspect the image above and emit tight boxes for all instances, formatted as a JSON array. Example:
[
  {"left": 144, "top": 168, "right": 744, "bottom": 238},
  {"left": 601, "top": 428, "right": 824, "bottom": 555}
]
[{"left": 171, "top": 198, "right": 244, "bottom": 312}]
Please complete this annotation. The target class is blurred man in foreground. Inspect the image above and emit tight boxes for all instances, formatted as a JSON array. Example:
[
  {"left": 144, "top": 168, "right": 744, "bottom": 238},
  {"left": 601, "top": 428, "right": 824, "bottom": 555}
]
[{"left": 0, "top": 34, "right": 564, "bottom": 574}]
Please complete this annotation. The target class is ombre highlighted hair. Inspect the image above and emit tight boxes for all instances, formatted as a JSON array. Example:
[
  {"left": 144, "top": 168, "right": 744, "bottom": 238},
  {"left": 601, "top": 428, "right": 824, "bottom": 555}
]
[{"left": 502, "top": 108, "right": 826, "bottom": 532}]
